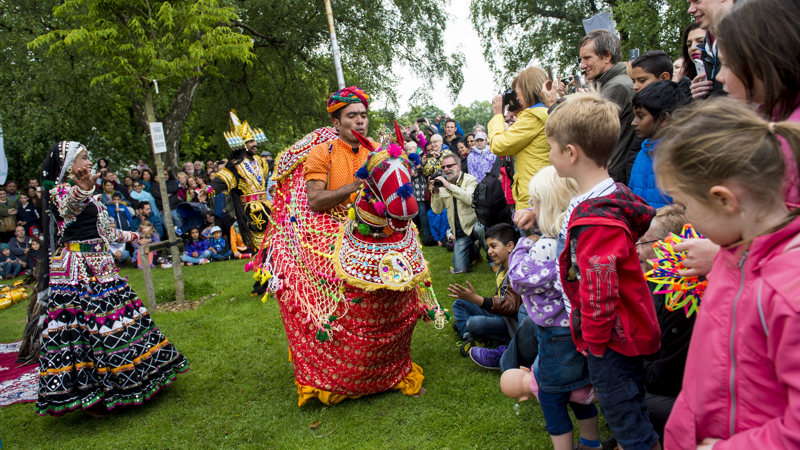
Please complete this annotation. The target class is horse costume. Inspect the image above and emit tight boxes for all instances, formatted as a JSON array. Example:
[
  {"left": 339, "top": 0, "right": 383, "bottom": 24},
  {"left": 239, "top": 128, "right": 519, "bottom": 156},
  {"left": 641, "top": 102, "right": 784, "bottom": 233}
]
[{"left": 255, "top": 126, "right": 446, "bottom": 406}]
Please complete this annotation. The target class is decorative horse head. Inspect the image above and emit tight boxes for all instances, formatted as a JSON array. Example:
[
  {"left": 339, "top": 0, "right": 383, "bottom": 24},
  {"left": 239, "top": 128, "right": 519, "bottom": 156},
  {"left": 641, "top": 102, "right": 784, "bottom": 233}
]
[{"left": 351, "top": 126, "right": 420, "bottom": 233}]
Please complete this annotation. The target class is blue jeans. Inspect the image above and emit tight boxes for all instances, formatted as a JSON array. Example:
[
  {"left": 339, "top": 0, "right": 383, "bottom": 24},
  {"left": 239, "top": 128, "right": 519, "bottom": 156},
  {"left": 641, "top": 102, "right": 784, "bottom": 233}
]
[
  {"left": 452, "top": 222, "right": 485, "bottom": 273},
  {"left": 587, "top": 348, "right": 659, "bottom": 450},
  {"left": 209, "top": 249, "right": 232, "bottom": 261},
  {"left": 451, "top": 299, "right": 510, "bottom": 342},
  {"left": 500, "top": 314, "right": 538, "bottom": 372},
  {"left": 413, "top": 201, "right": 432, "bottom": 239},
  {"left": 0, "top": 261, "right": 22, "bottom": 277},
  {"left": 114, "top": 249, "right": 131, "bottom": 264},
  {"left": 538, "top": 389, "right": 598, "bottom": 436},
  {"left": 181, "top": 249, "right": 212, "bottom": 264},
  {"left": 534, "top": 325, "right": 590, "bottom": 393}
]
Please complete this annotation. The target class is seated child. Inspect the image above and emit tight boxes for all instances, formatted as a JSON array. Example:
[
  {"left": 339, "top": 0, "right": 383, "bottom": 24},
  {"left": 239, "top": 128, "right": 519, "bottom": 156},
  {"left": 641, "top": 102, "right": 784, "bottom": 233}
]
[
  {"left": 207, "top": 226, "right": 232, "bottom": 261},
  {"left": 230, "top": 223, "right": 251, "bottom": 260},
  {"left": 447, "top": 223, "right": 523, "bottom": 365},
  {"left": 548, "top": 92, "right": 661, "bottom": 450},
  {"left": 24, "top": 238, "right": 43, "bottom": 275},
  {"left": 635, "top": 204, "right": 696, "bottom": 443},
  {"left": 0, "top": 243, "right": 23, "bottom": 279},
  {"left": 503, "top": 166, "right": 601, "bottom": 450},
  {"left": 181, "top": 226, "right": 211, "bottom": 265},
  {"left": 133, "top": 220, "right": 160, "bottom": 269},
  {"left": 107, "top": 192, "right": 133, "bottom": 231},
  {"left": 628, "top": 81, "right": 690, "bottom": 208}
]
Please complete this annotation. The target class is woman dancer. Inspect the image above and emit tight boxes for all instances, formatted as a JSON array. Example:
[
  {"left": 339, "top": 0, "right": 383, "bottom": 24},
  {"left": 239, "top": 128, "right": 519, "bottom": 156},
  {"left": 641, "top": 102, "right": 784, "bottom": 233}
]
[{"left": 18, "top": 141, "right": 188, "bottom": 416}]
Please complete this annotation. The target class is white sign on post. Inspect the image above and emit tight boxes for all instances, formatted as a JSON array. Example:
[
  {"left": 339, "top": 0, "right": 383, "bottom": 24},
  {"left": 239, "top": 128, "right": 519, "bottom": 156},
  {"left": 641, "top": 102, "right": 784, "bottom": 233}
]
[{"left": 149, "top": 122, "right": 168, "bottom": 154}]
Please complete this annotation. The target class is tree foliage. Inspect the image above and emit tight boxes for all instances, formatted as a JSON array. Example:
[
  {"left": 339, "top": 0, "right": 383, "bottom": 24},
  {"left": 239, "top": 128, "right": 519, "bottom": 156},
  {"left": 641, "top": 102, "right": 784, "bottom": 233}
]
[
  {"left": 27, "top": 0, "right": 255, "bottom": 171},
  {"left": 451, "top": 100, "right": 492, "bottom": 132},
  {"left": 470, "top": 0, "right": 692, "bottom": 83}
]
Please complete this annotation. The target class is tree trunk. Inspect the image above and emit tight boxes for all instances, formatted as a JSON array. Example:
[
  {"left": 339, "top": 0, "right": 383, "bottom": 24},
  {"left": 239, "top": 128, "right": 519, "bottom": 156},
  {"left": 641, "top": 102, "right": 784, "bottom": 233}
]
[{"left": 143, "top": 88, "right": 186, "bottom": 304}]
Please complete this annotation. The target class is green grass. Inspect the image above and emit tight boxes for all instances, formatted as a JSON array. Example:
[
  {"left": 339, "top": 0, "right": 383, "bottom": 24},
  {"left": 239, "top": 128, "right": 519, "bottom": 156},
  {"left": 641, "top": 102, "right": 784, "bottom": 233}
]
[{"left": 0, "top": 247, "right": 610, "bottom": 448}]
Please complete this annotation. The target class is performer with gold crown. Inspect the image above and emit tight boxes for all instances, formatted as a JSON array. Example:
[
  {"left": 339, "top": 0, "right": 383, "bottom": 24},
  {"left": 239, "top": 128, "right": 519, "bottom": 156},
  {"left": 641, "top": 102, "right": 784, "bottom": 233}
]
[
  {"left": 209, "top": 111, "right": 270, "bottom": 252},
  {"left": 255, "top": 86, "right": 447, "bottom": 406}
]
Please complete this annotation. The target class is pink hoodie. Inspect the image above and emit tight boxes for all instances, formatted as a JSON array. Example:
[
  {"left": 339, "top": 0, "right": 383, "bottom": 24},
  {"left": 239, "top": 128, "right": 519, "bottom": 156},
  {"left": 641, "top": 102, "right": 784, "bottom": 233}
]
[{"left": 664, "top": 215, "right": 800, "bottom": 449}]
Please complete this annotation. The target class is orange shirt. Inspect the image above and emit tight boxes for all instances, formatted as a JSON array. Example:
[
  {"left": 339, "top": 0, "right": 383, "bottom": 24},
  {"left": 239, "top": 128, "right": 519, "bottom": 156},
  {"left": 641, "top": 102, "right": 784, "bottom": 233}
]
[{"left": 304, "top": 138, "right": 371, "bottom": 193}]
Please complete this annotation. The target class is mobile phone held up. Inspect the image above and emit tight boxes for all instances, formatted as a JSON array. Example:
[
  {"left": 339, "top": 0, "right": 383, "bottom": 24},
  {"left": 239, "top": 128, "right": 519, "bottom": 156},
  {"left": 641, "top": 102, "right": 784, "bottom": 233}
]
[
  {"left": 573, "top": 74, "right": 584, "bottom": 90},
  {"left": 694, "top": 58, "right": 706, "bottom": 78}
]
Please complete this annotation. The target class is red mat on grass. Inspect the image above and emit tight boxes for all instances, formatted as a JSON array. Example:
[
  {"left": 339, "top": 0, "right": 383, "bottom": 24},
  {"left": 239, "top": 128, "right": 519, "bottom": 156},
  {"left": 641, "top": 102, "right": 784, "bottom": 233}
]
[{"left": 0, "top": 341, "right": 37, "bottom": 406}]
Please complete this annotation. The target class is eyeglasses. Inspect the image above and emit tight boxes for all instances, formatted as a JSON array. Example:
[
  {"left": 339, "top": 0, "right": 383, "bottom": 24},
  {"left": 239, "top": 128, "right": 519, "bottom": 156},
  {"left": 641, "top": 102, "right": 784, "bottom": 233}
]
[
  {"left": 442, "top": 163, "right": 458, "bottom": 169},
  {"left": 635, "top": 239, "right": 659, "bottom": 247}
]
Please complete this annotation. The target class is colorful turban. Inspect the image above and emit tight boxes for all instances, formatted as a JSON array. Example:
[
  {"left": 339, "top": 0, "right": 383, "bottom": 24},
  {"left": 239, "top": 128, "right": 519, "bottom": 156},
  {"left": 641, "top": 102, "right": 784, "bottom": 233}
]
[{"left": 326, "top": 86, "right": 370, "bottom": 116}]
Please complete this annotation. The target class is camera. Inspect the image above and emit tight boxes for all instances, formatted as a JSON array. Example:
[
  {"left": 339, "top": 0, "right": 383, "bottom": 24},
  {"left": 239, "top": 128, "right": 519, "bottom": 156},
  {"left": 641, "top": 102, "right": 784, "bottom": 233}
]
[
  {"left": 416, "top": 118, "right": 426, "bottom": 124},
  {"left": 502, "top": 88, "right": 521, "bottom": 112},
  {"left": 432, "top": 171, "right": 444, "bottom": 188}
]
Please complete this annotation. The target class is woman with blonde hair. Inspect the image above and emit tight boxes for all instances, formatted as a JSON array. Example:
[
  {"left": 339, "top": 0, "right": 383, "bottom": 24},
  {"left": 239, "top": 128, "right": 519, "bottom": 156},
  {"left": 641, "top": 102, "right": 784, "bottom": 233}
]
[{"left": 489, "top": 66, "right": 552, "bottom": 210}]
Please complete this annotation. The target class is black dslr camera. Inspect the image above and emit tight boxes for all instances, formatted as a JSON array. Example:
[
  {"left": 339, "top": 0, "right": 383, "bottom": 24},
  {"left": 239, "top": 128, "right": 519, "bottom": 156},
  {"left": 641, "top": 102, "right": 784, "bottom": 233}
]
[
  {"left": 432, "top": 171, "right": 445, "bottom": 189},
  {"left": 502, "top": 88, "right": 521, "bottom": 112}
]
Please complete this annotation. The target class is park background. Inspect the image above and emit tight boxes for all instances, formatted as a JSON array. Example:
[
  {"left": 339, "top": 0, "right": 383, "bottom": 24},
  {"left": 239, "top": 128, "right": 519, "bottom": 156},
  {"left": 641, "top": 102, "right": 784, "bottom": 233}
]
[{"left": 0, "top": 0, "right": 694, "bottom": 446}]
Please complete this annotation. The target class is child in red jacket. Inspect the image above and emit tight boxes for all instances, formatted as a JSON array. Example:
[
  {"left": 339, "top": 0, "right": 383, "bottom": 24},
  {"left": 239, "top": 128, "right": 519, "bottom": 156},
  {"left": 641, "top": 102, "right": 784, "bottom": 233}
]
[{"left": 547, "top": 92, "right": 661, "bottom": 450}]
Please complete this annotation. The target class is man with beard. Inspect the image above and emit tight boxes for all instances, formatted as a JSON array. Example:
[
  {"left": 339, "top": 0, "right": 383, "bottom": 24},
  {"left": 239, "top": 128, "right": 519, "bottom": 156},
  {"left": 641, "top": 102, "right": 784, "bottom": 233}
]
[
  {"left": 430, "top": 152, "right": 484, "bottom": 273},
  {"left": 305, "top": 86, "right": 374, "bottom": 213},
  {"left": 209, "top": 111, "right": 269, "bottom": 253}
]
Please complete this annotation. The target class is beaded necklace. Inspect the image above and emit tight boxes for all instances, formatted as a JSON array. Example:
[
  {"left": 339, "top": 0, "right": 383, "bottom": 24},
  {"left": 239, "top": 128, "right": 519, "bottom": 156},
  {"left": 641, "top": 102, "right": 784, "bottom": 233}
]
[{"left": 239, "top": 157, "right": 266, "bottom": 193}]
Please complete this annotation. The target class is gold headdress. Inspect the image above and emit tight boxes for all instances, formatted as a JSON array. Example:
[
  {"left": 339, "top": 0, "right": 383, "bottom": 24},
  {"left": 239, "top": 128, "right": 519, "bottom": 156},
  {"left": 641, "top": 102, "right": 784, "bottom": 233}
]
[{"left": 224, "top": 110, "right": 268, "bottom": 150}]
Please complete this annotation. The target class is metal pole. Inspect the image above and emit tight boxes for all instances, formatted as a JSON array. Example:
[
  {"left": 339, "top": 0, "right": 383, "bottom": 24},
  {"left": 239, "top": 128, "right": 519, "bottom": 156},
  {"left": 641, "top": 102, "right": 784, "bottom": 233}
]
[{"left": 324, "top": 0, "right": 346, "bottom": 88}]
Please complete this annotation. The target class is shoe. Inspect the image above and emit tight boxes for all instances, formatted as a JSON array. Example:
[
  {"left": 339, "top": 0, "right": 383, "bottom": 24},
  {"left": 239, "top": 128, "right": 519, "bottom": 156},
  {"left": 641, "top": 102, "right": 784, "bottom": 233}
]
[
  {"left": 458, "top": 338, "right": 476, "bottom": 357},
  {"left": 469, "top": 345, "right": 507, "bottom": 370},
  {"left": 445, "top": 241, "right": 454, "bottom": 252},
  {"left": 161, "top": 263, "right": 173, "bottom": 269},
  {"left": 137, "top": 265, "right": 142, "bottom": 270},
  {"left": 200, "top": 259, "right": 210, "bottom": 265}
]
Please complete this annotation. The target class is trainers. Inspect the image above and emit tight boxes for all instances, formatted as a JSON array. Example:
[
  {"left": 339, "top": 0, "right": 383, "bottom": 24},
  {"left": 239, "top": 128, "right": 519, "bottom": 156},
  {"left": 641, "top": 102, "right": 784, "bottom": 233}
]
[
  {"left": 469, "top": 345, "right": 507, "bottom": 370},
  {"left": 458, "top": 338, "right": 475, "bottom": 357},
  {"left": 161, "top": 262, "right": 173, "bottom": 269}
]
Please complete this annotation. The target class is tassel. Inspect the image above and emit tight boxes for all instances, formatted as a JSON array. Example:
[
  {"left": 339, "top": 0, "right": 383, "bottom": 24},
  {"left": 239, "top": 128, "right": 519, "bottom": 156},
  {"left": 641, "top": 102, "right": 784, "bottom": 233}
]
[
  {"left": 357, "top": 223, "right": 371, "bottom": 235},
  {"left": 396, "top": 183, "right": 413, "bottom": 199},
  {"left": 355, "top": 166, "right": 370, "bottom": 180},
  {"left": 408, "top": 152, "right": 421, "bottom": 166},
  {"left": 387, "top": 143, "right": 403, "bottom": 158},
  {"left": 373, "top": 201, "right": 386, "bottom": 216}
]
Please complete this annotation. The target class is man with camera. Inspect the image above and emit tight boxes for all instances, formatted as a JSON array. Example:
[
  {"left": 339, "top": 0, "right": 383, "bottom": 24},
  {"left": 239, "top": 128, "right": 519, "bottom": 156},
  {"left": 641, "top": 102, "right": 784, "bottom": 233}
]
[{"left": 430, "top": 152, "right": 484, "bottom": 274}]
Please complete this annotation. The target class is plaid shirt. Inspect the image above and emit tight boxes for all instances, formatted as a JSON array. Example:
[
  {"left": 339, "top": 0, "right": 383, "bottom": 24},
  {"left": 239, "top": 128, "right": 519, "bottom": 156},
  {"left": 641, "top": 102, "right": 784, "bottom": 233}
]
[{"left": 411, "top": 171, "right": 427, "bottom": 202}]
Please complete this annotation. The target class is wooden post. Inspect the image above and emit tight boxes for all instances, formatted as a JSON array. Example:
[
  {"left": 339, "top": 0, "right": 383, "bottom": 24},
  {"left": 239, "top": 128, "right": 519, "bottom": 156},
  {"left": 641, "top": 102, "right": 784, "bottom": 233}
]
[
  {"left": 140, "top": 243, "right": 156, "bottom": 309},
  {"left": 145, "top": 89, "right": 186, "bottom": 303}
]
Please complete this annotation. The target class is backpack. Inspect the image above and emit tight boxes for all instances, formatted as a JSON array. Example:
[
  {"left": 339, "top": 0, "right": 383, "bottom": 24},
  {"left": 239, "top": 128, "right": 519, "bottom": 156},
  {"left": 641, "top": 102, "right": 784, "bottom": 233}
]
[{"left": 472, "top": 157, "right": 512, "bottom": 227}]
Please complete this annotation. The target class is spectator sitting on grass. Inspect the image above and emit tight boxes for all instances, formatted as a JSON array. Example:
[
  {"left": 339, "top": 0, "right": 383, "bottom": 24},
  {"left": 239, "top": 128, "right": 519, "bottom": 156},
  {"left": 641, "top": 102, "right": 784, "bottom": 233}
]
[
  {"left": 207, "top": 226, "right": 233, "bottom": 261},
  {"left": 447, "top": 223, "right": 524, "bottom": 361}
]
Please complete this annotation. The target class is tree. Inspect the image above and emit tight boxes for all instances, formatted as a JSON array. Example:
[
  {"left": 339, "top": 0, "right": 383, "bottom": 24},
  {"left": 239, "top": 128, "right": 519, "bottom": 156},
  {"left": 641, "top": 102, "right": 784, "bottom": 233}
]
[
  {"left": 451, "top": 100, "right": 493, "bottom": 133},
  {"left": 470, "top": 0, "right": 691, "bottom": 82},
  {"left": 28, "top": 0, "right": 255, "bottom": 171},
  {"left": 179, "top": 0, "right": 465, "bottom": 156}
]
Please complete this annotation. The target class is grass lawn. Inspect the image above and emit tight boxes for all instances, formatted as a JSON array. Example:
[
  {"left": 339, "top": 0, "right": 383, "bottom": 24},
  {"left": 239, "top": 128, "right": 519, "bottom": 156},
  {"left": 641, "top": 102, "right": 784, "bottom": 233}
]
[{"left": 0, "top": 246, "right": 611, "bottom": 448}]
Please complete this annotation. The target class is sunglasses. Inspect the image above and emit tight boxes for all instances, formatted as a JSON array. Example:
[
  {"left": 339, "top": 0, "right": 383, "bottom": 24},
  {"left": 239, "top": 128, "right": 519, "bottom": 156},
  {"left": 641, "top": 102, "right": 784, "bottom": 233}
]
[
  {"left": 635, "top": 239, "right": 659, "bottom": 247},
  {"left": 442, "top": 163, "right": 458, "bottom": 169}
]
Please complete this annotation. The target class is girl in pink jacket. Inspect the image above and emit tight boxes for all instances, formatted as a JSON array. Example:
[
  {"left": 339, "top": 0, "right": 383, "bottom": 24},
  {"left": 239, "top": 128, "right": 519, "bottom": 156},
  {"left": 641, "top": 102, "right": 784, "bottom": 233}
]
[{"left": 653, "top": 98, "right": 800, "bottom": 449}]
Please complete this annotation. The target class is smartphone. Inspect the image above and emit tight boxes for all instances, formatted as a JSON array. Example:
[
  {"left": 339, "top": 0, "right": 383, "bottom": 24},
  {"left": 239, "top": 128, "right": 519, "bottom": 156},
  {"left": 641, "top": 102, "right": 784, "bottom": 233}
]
[{"left": 693, "top": 58, "right": 706, "bottom": 78}]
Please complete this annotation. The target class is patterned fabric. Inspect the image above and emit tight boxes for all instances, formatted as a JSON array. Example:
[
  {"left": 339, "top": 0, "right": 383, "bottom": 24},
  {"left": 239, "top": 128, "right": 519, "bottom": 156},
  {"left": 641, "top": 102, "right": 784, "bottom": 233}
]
[
  {"left": 326, "top": 86, "right": 370, "bottom": 115},
  {"left": 0, "top": 341, "right": 37, "bottom": 406},
  {"left": 508, "top": 237, "right": 569, "bottom": 327},
  {"left": 210, "top": 155, "right": 271, "bottom": 246},
  {"left": 467, "top": 147, "right": 497, "bottom": 182},
  {"left": 260, "top": 128, "right": 443, "bottom": 406},
  {"left": 411, "top": 172, "right": 427, "bottom": 202},
  {"left": 36, "top": 182, "right": 187, "bottom": 416}
]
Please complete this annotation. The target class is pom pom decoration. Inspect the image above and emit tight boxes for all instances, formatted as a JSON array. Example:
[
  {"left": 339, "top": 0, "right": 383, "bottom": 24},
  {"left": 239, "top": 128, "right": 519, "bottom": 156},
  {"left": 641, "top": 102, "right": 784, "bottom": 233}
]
[
  {"left": 373, "top": 201, "right": 386, "bottom": 216},
  {"left": 356, "top": 166, "right": 370, "bottom": 180},
  {"left": 357, "top": 222, "right": 371, "bottom": 236},
  {"left": 396, "top": 183, "right": 413, "bottom": 199},
  {"left": 386, "top": 143, "right": 403, "bottom": 158},
  {"left": 43, "top": 180, "right": 55, "bottom": 191},
  {"left": 643, "top": 224, "right": 708, "bottom": 317},
  {"left": 348, "top": 208, "right": 357, "bottom": 221},
  {"left": 407, "top": 152, "right": 421, "bottom": 166}
]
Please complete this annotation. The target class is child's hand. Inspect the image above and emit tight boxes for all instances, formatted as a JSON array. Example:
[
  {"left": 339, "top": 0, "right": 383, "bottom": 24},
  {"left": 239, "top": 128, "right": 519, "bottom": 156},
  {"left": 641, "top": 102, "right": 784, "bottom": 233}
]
[
  {"left": 192, "top": 252, "right": 198, "bottom": 257},
  {"left": 210, "top": 248, "right": 216, "bottom": 253},
  {"left": 673, "top": 238, "right": 719, "bottom": 277},
  {"left": 447, "top": 281, "right": 483, "bottom": 305}
]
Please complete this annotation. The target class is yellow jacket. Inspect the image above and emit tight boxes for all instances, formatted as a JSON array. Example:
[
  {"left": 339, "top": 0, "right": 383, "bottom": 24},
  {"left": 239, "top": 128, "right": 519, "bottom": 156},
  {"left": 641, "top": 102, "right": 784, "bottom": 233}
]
[
  {"left": 431, "top": 172, "right": 479, "bottom": 237},
  {"left": 487, "top": 106, "right": 551, "bottom": 210}
]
